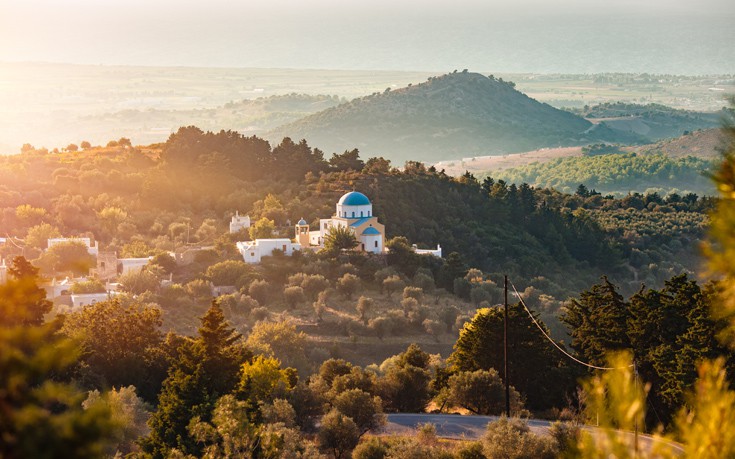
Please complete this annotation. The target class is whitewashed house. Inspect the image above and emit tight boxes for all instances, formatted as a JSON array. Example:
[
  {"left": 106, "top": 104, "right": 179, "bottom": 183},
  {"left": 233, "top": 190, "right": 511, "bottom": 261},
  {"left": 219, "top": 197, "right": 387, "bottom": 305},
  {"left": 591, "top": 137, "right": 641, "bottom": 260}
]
[
  {"left": 119, "top": 257, "right": 152, "bottom": 275},
  {"left": 230, "top": 212, "right": 251, "bottom": 234},
  {"left": 71, "top": 291, "right": 119, "bottom": 309},
  {"left": 237, "top": 239, "right": 301, "bottom": 264}
]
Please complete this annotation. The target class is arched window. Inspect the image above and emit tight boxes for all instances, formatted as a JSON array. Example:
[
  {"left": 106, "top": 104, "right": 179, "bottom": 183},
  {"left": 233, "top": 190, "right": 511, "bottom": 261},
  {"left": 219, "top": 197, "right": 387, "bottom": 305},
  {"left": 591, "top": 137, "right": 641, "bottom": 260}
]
[{"left": 360, "top": 211, "right": 364, "bottom": 217}]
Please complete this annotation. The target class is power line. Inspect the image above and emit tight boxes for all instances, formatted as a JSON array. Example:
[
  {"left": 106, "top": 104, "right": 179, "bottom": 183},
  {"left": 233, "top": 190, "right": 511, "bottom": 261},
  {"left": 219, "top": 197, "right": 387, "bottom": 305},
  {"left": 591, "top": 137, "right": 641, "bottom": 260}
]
[{"left": 509, "top": 279, "right": 633, "bottom": 371}]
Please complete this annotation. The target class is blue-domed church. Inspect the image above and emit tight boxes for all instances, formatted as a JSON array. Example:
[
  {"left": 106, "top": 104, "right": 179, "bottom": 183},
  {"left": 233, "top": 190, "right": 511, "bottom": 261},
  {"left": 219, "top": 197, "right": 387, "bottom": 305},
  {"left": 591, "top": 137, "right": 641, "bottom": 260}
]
[{"left": 295, "top": 191, "right": 386, "bottom": 254}]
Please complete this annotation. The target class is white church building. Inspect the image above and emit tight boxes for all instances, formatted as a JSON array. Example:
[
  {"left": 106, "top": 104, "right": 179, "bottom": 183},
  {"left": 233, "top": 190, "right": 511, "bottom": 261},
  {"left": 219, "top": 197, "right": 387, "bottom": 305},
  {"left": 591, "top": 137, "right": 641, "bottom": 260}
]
[{"left": 237, "top": 191, "right": 439, "bottom": 263}]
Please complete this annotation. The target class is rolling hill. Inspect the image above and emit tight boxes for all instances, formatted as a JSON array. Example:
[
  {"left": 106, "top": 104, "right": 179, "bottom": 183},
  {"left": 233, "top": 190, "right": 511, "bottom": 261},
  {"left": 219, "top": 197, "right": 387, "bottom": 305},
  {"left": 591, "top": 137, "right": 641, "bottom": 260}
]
[
  {"left": 571, "top": 102, "right": 727, "bottom": 141},
  {"left": 267, "top": 71, "right": 639, "bottom": 164}
]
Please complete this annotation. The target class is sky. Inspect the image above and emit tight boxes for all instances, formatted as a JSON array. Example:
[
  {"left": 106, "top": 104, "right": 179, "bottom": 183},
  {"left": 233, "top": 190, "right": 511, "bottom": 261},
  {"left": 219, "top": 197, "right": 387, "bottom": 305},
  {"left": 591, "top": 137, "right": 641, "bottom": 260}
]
[{"left": 1, "top": 0, "right": 734, "bottom": 73}]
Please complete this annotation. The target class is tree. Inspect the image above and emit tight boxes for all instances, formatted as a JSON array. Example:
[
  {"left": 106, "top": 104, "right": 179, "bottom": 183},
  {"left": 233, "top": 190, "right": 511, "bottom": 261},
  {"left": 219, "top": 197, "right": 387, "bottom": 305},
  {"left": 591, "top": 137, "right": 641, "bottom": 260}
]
[
  {"left": 1, "top": 258, "right": 52, "bottom": 327},
  {"left": 323, "top": 225, "right": 358, "bottom": 255},
  {"left": 382, "top": 275, "right": 405, "bottom": 297},
  {"left": 356, "top": 296, "right": 374, "bottom": 323},
  {"left": 206, "top": 260, "right": 252, "bottom": 286},
  {"left": 25, "top": 223, "right": 61, "bottom": 249},
  {"left": 118, "top": 269, "right": 161, "bottom": 295},
  {"left": 248, "top": 279, "right": 271, "bottom": 305},
  {"left": 69, "top": 278, "right": 106, "bottom": 294},
  {"left": 83, "top": 386, "right": 151, "bottom": 457},
  {"left": 329, "top": 148, "right": 364, "bottom": 172},
  {"left": 282, "top": 285, "right": 304, "bottom": 309},
  {"left": 0, "top": 279, "right": 119, "bottom": 458},
  {"left": 561, "top": 276, "right": 630, "bottom": 367},
  {"left": 378, "top": 344, "right": 433, "bottom": 413},
  {"left": 245, "top": 321, "right": 310, "bottom": 376},
  {"left": 451, "top": 306, "right": 574, "bottom": 411},
  {"left": 142, "top": 303, "right": 246, "bottom": 458},
  {"left": 317, "top": 410, "right": 360, "bottom": 458},
  {"left": 36, "top": 240, "right": 95, "bottom": 276},
  {"left": 447, "top": 369, "right": 521, "bottom": 415},
  {"left": 239, "top": 355, "right": 293, "bottom": 404},
  {"left": 60, "top": 300, "right": 165, "bottom": 403},
  {"left": 385, "top": 237, "right": 420, "bottom": 277},
  {"left": 332, "top": 389, "right": 386, "bottom": 436},
  {"left": 249, "top": 217, "right": 276, "bottom": 240},
  {"left": 80, "top": 141, "right": 92, "bottom": 149},
  {"left": 336, "top": 273, "right": 361, "bottom": 299}
]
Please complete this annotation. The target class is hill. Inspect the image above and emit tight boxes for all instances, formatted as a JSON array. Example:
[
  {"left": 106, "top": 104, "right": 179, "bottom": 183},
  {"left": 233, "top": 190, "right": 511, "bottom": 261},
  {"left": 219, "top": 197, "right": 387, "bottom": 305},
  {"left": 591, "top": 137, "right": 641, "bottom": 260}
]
[
  {"left": 267, "top": 71, "right": 624, "bottom": 164},
  {"left": 627, "top": 127, "right": 724, "bottom": 159},
  {"left": 571, "top": 102, "right": 727, "bottom": 141}
]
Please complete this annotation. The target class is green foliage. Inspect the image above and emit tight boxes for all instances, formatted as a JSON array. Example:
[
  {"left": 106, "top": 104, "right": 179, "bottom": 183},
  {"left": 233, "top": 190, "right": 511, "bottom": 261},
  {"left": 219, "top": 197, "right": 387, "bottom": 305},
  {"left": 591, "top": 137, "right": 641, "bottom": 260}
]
[
  {"left": 336, "top": 273, "right": 361, "bottom": 299},
  {"left": 36, "top": 240, "right": 95, "bottom": 276},
  {"left": 446, "top": 369, "right": 522, "bottom": 415},
  {"left": 378, "top": 344, "right": 433, "bottom": 413},
  {"left": 249, "top": 217, "right": 276, "bottom": 240},
  {"left": 563, "top": 274, "right": 730, "bottom": 425},
  {"left": 482, "top": 416, "right": 556, "bottom": 459},
  {"left": 206, "top": 259, "right": 252, "bottom": 287},
  {"left": 142, "top": 303, "right": 247, "bottom": 458},
  {"left": 317, "top": 410, "right": 360, "bottom": 459},
  {"left": 0, "top": 260, "right": 52, "bottom": 327},
  {"left": 451, "top": 306, "right": 575, "bottom": 411},
  {"left": 60, "top": 300, "right": 165, "bottom": 403},
  {"left": 323, "top": 224, "right": 359, "bottom": 255},
  {"left": 84, "top": 386, "right": 151, "bottom": 457},
  {"left": 333, "top": 389, "right": 386, "bottom": 436},
  {"left": 118, "top": 268, "right": 161, "bottom": 295},
  {"left": 0, "top": 279, "right": 120, "bottom": 458},
  {"left": 69, "top": 278, "right": 106, "bottom": 294},
  {"left": 492, "top": 152, "right": 714, "bottom": 196}
]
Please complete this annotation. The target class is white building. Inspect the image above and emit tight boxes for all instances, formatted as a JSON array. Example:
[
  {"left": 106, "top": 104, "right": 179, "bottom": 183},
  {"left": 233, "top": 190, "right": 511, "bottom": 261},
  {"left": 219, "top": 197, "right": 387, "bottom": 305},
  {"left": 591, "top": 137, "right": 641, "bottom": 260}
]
[
  {"left": 47, "top": 237, "right": 99, "bottom": 256},
  {"left": 237, "top": 239, "right": 301, "bottom": 264},
  {"left": 414, "top": 244, "right": 442, "bottom": 257},
  {"left": 71, "top": 291, "right": 119, "bottom": 309},
  {"left": 119, "top": 257, "right": 152, "bottom": 275},
  {"left": 308, "top": 191, "right": 386, "bottom": 254},
  {"left": 0, "top": 259, "right": 7, "bottom": 284},
  {"left": 230, "top": 212, "right": 251, "bottom": 234}
]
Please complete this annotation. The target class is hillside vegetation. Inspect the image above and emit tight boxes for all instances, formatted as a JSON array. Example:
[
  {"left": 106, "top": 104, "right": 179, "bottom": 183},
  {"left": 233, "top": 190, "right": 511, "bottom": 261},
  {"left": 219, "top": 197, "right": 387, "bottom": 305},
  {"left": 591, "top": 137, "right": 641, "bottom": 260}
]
[
  {"left": 268, "top": 71, "right": 614, "bottom": 164},
  {"left": 489, "top": 152, "right": 715, "bottom": 196}
]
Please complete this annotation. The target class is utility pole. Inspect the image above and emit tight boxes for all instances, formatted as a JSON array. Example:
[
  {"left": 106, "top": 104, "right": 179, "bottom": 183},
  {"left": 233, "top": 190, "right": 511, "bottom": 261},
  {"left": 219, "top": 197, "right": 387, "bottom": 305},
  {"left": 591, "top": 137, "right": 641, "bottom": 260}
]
[
  {"left": 634, "top": 360, "right": 639, "bottom": 458},
  {"left": 504, "top": 275, "right": 510, "bottom": 417}
]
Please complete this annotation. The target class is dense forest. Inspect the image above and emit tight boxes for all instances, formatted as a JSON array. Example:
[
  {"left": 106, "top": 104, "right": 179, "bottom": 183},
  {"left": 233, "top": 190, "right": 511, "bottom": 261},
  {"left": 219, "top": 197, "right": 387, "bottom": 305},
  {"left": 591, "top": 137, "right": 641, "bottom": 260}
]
[{"left": 2, "top": 125, "right": 734, "bottom": 458}]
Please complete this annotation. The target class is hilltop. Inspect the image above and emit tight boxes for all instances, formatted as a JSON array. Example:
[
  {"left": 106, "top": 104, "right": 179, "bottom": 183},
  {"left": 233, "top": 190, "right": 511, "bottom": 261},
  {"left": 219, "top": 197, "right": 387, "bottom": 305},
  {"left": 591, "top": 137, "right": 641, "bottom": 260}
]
[{"left": 267, "top": 71, "right": 618, "bottom": 164}]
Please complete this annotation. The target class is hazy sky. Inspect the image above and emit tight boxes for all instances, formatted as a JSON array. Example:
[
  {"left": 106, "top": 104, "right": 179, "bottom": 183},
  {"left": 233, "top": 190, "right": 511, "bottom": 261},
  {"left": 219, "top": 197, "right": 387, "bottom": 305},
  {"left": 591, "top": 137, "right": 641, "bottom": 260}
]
[{"left": 2, "top": 0, "right": 733, "bottom": 73}]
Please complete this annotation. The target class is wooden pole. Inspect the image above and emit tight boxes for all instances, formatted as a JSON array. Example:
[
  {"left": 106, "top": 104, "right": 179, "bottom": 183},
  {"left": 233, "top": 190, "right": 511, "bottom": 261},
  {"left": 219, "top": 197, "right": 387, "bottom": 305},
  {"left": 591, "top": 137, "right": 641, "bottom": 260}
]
[{"left": 504, "top": 275, "right": 510, "bottom": 417}]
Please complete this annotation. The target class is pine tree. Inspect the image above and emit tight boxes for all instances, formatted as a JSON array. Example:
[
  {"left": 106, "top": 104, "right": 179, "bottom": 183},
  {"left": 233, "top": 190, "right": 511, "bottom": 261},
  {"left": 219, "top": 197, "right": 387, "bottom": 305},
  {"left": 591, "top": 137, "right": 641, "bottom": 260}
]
[{"left": 141, "top": 303, "right": 247, "bottom": 458}]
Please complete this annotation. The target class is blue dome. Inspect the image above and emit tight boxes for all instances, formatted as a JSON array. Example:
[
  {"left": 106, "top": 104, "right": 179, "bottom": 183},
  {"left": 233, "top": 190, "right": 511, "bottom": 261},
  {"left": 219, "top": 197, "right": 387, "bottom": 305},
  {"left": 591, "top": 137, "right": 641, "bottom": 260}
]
[
  {"left": 362, "top": 227, "right": 381, "bottom": 235},
  {"left": 338, "top": 191, "right": 371, "bottom": 206},
  {"left": 297, "top": 218, "right": 308, "bottom": 226}
]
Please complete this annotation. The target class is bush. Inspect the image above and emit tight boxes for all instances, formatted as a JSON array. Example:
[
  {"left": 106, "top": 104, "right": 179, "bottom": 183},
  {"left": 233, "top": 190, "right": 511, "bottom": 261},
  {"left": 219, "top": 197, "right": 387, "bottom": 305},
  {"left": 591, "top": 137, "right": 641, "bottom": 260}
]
[
  {"left": 352, "top": 437, "right": 388, "bottom": 459},
  {"left": 283, "top": 286, "right": 305, "bottom": 309},
  {"left": 317, "top": 410, "right": 360, "bottom": 458},
  {"left": 248, "top": 279, "right": 271, "bottom": 305},
  {"left": 337, "top": 273, "right": 361, "bottom": 299},
  {"left": 482, "top": 416, "right": 556, "bottom": 459}
]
